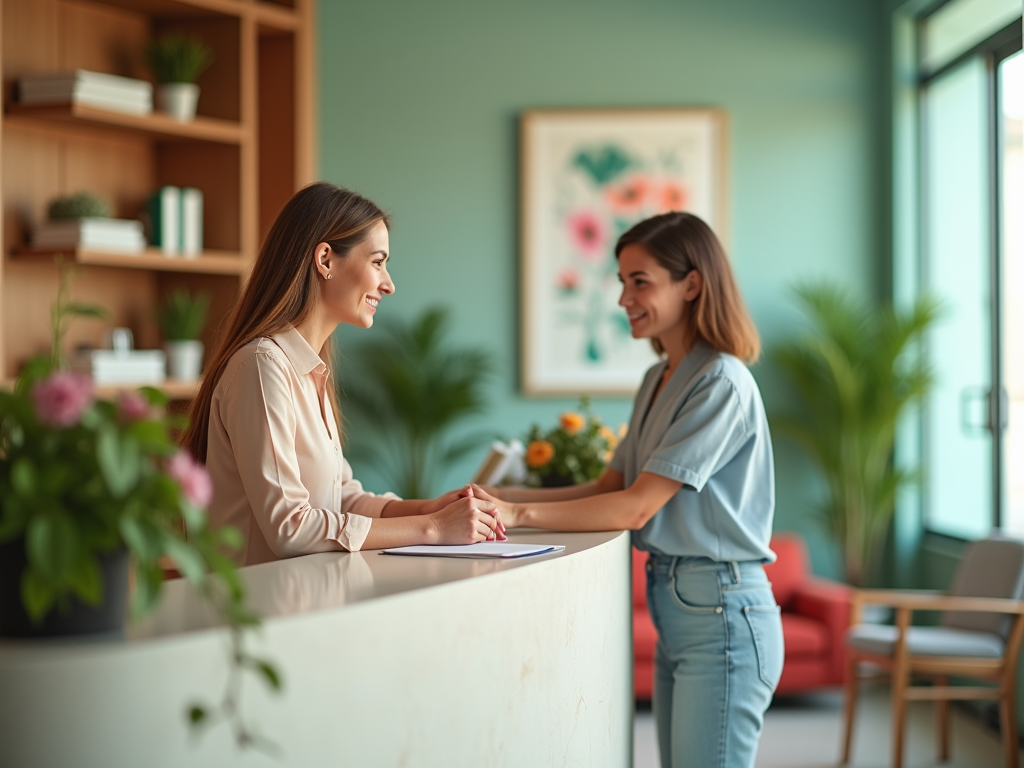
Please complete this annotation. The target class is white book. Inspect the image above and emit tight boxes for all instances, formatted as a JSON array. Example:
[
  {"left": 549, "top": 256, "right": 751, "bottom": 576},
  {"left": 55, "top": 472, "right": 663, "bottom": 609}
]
[
  {"left": 21, "top": 83, "right": 152, "bottom": 103},
  {"left": 72, "top": 350, "right": 167, "bottom": 385},
  {"left": 34, "top": 238, "right": 145, "bottom": 253},
  {"left": 148, "top": 186, "right": 181, "bottom": 255},
  {"left": 20, "top": 69, "right": 152, "bottom": 96},
  {"left": 33, "top": 218, "right": 146, "bottom": 252},
  {"left": 35, "top": 218, "right": 144, "bottom": 238},
  {"left": 19, "top": 71, "right": 153, "bottom": 115},
  {"left": 20, "top": 92, "right": 151, "bottom": 116},
  {"left": 180, "top": 187, "right": 204, "bottom": 257}
]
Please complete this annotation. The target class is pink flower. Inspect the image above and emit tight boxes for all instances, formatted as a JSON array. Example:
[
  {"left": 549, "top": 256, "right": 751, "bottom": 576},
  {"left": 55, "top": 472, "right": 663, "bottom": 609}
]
[
  {"left": 31, "top": 372, "right": 94, "bottom": 428},
  {"left": 557, "top": 268, "right": 581, "bottom": 293},
  {"left": 567, "top": 210, "right": 608, "bottom": 262},
  {"left": 167, "top": 450, "right": 213, "bottom": 508},
  {"left": 117, "top": 390, "right": 151, "bottom": 422}
]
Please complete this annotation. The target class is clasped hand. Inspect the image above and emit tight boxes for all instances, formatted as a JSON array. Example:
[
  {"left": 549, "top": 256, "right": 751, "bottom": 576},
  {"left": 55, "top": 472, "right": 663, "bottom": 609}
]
[{"left": 425, "top": 485, "right": 507, "bottom": 544}]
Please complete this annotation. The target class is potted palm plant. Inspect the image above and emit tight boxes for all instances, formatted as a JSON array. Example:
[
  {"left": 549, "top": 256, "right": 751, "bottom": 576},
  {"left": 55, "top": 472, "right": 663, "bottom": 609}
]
[
  {"left": 339, "top": 307, "right": 494, "bottom": 499},
  {"left": 146, "top": 33, "right": 213, "bottom": 122},
  {"left": 769, "top": 283, "right": 941, "bottom": 586},
  {"left": 157, "top": 288, "right": 210, "bottom": 382}
]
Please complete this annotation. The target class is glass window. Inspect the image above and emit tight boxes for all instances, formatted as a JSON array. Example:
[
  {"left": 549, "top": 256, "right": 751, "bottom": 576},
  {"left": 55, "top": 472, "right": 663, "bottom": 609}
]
[
  {"left": 922, "top": 56, "right": 993, "bottom": 540},
  {"left": 1000, "top": 50, "right": 1024, "bottom": 534}
]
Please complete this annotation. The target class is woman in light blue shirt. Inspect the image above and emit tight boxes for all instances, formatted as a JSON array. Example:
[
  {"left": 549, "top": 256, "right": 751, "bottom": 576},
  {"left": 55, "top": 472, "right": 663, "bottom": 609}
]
[{"left": 482, "top": 212, "right": 782, "bottom": 768}]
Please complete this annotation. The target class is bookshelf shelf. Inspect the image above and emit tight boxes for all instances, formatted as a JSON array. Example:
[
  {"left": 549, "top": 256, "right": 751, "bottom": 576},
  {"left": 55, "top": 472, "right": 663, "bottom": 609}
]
[
  {"left": 0, "top": 0, "right": 314, "bottom": 396},
  {"left": 1, "top": 378, "right": 201, "bottom": 401},
  {"left": 12, "top": 247, "right": 248, "bottom": 275},
  {"left": 4, "top": 104, "right": 245, "bottom": 144}
]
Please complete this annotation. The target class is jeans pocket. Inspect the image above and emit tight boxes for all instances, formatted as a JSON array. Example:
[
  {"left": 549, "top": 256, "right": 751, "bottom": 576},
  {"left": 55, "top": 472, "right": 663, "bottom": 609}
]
[
  {"left": 668, "top": 569, "right": 723, "bottom": 614},
  {"left": 743, "top": 605, "right": 784, "bottom": 690}
]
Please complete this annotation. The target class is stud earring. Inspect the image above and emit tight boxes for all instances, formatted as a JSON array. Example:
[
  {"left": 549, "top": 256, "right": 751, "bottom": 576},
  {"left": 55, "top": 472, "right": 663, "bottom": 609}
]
[{"left": 326, "top": 273, "right": 333, "bottom": 280}]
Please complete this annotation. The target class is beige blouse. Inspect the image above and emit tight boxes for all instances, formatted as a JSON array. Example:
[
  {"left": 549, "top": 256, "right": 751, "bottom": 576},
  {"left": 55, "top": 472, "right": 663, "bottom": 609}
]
[{"left": 206, "top": 326, "right": 398, "bottom": 565}]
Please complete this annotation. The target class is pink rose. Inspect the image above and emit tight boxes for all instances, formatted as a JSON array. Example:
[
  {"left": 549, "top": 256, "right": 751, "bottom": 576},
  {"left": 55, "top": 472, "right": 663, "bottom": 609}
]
[
  {"left": 167, "top": 450, "right": 213, "bottom": 508},
  {"left": 31, "top": 372, "right": 95, "bottom": 428},
  {"left": 567, "top": 210, "right": 608, "bottom": 262},
  {"left": 117, "top": 390, "right": 152, "bottom": 422}
]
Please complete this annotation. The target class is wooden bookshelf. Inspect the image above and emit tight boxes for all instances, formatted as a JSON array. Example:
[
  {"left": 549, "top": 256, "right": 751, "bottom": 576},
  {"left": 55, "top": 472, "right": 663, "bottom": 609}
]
[
  {"left": 13, "top": 247, "right": 248, "bottom": 275},
  {"left": 0, "top": 0, "right": 315, "bottom": 400},
  {"left": 2, "top": 377, "right": 200, "bottom": 401},
  {"left": 4, "top": 103, "right": 246, "bottom": 144}
]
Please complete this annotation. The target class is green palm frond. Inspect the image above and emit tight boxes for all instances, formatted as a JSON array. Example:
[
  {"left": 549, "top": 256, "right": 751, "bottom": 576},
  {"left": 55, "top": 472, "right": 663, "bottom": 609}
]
[
  {"left": 768, "top": 282, "right": 942, "bottom": 585},
  {"left": 337, "top": 307, "right": 494, "bottom": 499}
]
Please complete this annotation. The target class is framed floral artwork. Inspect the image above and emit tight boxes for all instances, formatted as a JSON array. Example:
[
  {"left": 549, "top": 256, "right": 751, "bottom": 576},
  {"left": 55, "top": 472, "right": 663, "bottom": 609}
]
[{"left": 519, "top": 108, "right": 728, "bottom": 395}]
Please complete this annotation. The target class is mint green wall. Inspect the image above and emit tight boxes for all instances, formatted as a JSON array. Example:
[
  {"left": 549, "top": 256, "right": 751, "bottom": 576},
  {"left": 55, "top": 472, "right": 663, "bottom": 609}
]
[{"left": 317, "top": 0, "right": 886, "bottom": 578}]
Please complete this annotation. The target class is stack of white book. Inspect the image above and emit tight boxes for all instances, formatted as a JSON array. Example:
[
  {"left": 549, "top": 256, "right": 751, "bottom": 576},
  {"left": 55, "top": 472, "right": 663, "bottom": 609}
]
[
  {"left": 148, "top": 186, "right": 204, "bottom": 256},
  {"left": 19, "top": 70, "right": 153, "bottom": 116},
  {"left": 32, "top": 218, "right": 146, "bottom": 254},
  {"left": 71, "top": 349, "right": 166, "bottom": 385}
]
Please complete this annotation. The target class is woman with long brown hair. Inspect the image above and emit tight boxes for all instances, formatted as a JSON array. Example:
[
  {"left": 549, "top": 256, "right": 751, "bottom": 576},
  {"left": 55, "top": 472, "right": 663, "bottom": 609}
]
[
  {"left": 477, "top": 212, "right": 782, "bottom": 768},
  {"left": 183, "top": 182, "right": 502, "bottom": 565}
]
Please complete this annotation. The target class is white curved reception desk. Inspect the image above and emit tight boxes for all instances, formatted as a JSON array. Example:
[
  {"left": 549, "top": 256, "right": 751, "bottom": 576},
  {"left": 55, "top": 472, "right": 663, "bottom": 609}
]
[{"left": 0, "top": 530, "right": 632, "bottom": 767}]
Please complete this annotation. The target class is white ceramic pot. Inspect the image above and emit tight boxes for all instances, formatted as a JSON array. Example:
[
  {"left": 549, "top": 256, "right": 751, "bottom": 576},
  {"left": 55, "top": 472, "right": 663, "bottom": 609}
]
[
  {"left": 165, "top": 340, "right": 204, "bottom": 382},
  {"left": 156, "top": 83, "right": 200, "bottom": 122}
]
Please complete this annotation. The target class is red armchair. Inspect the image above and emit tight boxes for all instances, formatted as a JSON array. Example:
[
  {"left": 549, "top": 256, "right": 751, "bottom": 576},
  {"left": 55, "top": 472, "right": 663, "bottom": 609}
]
[{"left": 632, "top": 532, "right": 851, "bottom": 700}]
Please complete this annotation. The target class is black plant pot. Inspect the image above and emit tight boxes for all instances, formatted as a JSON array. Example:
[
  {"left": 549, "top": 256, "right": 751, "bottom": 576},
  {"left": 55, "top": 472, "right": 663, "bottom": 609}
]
[{"left": 0, "top": 538, "right": 129, "bottom": 637}]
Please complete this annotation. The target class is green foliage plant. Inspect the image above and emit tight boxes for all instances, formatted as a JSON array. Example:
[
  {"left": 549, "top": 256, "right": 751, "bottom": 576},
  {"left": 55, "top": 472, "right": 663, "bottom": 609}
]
[
  {"left": 47, "top": 191, "right": 112, "bottom": 220},
  {"left": 157, "top": 288, "right": 211, "bottom": 341},
  {"left": 0, "top": 267, "right": 278, "bottom": 750},
  {"left": 769, "top": 283, "right": 941, "bottom": 586},
  {"left": 523, "top": 396, "right": 622, "bottom": 487},
  {"left": 339, "top": 307, "right": 493, "bottom": 499},
  {"left": 146, "top": 34, "right": 214, "bottom": 84}
]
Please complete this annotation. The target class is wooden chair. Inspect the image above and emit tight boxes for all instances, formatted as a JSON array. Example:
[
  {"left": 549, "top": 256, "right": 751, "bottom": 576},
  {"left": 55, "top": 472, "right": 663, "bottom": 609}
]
[{"left": 840, "top": 537, "right": 1024, "bottom": 768}]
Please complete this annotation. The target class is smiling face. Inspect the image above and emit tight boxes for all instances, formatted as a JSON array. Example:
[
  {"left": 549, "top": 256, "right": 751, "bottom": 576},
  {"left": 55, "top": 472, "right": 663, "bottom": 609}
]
[
  {"left": 617, "top": 243, "right": 695, "bottom": 348},
  {"left": 318, "top": 219, "right": 394, "bottom": 328}
]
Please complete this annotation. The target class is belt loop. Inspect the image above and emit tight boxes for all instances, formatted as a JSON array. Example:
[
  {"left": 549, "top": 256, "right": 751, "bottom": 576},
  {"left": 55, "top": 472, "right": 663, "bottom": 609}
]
[
  {"left": 729, "top": 561, "right": 741, "bottom": 584},
  {"left": 668, "top": 556, "right": 680, "bottom": 586}
]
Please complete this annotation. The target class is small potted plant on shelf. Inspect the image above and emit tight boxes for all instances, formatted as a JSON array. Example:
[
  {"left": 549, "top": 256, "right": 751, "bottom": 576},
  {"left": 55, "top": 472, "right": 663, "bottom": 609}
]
[
  {"left": 522, "top": 397, "right": 625, "bottom": 487},
  {"left": 0, "top": 269, "right": 278, "bottom": 747},
  {"left": 146, "top": 33, "right": 214, "bottom": 122},
  {"left": 157, "top": 287, "right": 210, "bottom": 383}
]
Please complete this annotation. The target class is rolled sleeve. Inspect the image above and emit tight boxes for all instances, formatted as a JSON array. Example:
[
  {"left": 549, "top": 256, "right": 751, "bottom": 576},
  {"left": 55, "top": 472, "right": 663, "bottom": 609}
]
[{"left": 642, "top": 375, "right": 751, "bottom": 492}]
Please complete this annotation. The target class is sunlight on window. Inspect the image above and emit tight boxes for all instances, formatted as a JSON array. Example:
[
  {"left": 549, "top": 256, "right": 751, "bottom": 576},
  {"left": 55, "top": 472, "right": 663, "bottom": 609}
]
[{"left": 1000, "top": 50, "right": 1024, "bottom": 535}]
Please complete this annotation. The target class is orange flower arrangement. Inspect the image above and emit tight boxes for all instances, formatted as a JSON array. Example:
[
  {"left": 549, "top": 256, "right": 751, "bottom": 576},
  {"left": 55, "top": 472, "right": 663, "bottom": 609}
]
[
  {"left": 523, "top": 398, "right": 620, "bottom": 487},
  {"left": 559, "top": 412, "right": 585, "bottom": 434},
  {"left": 526, "top": 439, "right": 555, "bottom": 468}
]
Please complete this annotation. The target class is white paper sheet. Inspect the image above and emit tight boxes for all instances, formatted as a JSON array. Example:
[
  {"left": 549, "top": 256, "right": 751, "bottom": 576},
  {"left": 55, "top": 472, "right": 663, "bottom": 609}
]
[{"left": 380, "top": 542, "right": 565, "bottom": 559}]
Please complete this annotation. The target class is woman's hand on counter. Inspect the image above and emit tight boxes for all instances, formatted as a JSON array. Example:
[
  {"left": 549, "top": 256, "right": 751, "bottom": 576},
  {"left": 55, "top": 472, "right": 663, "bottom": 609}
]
[
  {"left": 469, "top": 485, "right": 523, "bottom": 529},
  {"left": 427, "top": 493, "right": 506, "bottom": 544}
]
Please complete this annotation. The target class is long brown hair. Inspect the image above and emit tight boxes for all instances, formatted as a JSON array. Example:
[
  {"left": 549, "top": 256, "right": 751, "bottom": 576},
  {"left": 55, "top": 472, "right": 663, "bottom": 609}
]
[
  {"left": 182, "top": 182, "right": 390, "bottom": 462},
  {"left": 615, "top": 212, "right": 760, "bottom": 364}
]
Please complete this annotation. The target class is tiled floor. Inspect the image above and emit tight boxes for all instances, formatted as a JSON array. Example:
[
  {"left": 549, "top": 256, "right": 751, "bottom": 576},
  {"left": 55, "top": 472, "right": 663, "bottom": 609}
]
[{"left": 634, "top": 686, "right": 1021, "bottom": 767}]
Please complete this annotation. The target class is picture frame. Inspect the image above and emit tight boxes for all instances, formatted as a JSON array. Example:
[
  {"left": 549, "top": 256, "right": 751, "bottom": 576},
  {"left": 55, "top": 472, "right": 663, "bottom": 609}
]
[{"left": 519, "top": 108, "right": 728, "bottom": 395}]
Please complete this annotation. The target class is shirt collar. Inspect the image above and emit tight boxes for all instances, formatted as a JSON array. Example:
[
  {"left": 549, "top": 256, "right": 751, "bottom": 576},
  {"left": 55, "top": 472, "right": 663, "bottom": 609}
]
[{"left": 271, "top": 325, "right": 329, "bottom": 377}]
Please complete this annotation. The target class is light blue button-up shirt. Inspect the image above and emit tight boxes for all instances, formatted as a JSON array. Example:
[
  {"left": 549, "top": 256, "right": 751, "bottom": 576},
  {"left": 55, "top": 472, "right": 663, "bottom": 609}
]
[{"left": 609, "top": 340, "right": 776, "bottom": 563}]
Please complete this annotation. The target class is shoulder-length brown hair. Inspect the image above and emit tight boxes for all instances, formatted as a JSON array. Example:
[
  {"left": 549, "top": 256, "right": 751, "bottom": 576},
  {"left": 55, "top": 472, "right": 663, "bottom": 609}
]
[
  {"left": 615, "top": 212, "right": 760, "bottom": 364},
  {"left": 181, "top": 182, "right": 390, "bottom": 463}
]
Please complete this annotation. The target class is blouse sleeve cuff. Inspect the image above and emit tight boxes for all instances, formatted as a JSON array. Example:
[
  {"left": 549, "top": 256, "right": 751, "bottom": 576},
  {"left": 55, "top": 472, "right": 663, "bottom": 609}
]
[{"left": 337, "top": 512, "right": 374, "bottom": 552}]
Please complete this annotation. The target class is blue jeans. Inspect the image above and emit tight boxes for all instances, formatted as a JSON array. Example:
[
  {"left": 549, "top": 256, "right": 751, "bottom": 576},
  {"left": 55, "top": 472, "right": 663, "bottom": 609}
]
[{"left": 646, "top": 556, "right": 784, "bottom": 768}]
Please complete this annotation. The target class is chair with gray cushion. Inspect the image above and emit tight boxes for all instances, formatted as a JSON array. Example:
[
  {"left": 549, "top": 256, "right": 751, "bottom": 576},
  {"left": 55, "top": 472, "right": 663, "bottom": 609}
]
[{"left": 840, "top": 536, "right": 1024, "bottom": 768}]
